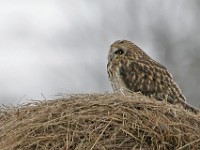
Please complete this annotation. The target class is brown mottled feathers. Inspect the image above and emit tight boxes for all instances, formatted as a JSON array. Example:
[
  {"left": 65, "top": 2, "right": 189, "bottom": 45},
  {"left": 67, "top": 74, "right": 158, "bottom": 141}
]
[{"left": 107, "top": 40, "right": 199, "bottom": 114}]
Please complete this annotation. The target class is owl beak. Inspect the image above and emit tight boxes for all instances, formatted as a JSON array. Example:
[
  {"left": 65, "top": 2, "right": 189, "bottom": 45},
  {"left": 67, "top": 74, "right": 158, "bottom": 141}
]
[{"left": 108, "top": 53, "right": 113, "bottom": 62}]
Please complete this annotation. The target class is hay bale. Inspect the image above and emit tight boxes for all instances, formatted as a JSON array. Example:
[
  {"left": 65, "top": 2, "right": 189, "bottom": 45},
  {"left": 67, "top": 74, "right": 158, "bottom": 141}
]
[{"left": 0, "top": 93, "right": 200, "bottom": 150}]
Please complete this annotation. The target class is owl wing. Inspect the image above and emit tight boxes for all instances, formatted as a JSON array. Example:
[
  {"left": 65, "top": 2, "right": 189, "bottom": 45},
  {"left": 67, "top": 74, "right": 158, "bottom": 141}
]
[{"left": 120, "top": 58, "right": 175, "bottom": 98}]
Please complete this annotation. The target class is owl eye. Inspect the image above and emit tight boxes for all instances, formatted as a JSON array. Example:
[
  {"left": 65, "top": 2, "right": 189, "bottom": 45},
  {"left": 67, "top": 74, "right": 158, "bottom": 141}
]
[{"left": 115, "top": 49, "right": 124, "bottom": 55}]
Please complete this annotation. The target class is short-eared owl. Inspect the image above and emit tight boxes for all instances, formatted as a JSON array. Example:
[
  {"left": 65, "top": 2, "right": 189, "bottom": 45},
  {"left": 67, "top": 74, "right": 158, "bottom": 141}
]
[{"left": 107, "top": 40, "right": 199, "bottom": 114}]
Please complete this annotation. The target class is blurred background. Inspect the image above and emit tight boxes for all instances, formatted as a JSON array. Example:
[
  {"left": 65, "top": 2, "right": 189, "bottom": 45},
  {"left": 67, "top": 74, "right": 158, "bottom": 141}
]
[{"left": 0, "top": 0, "right": 199, "bottom": 106}]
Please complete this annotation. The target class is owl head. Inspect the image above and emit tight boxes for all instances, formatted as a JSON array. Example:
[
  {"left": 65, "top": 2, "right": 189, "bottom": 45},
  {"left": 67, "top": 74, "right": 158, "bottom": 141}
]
[{"left": 108, "top": 40, "right": 150, "bottom": 62}]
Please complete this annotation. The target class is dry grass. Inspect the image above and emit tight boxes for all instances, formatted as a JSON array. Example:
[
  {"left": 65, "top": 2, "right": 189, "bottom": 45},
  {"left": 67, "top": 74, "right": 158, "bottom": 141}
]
[{"left": 0, "top": 93, "right": 200, "bottom": 150}]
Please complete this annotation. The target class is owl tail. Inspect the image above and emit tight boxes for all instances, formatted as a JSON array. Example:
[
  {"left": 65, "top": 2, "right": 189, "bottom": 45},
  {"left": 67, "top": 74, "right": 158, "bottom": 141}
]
[{"left": 179, "top": 101, "right": 199, "bottom": 114}]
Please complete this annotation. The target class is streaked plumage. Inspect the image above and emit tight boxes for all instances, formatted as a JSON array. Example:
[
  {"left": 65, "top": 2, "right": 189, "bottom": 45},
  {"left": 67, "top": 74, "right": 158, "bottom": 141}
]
[{"left": 107, "top": 40, "right": 199, "bottom": 114}]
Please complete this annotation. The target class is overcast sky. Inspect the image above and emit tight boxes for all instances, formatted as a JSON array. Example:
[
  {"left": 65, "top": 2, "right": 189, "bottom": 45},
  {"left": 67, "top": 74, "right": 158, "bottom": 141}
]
[
  {"left": 0, "top": 1, "right": 109, "bottom": 104},
  {"left": 0, "top": 1, "right": 199, "bottom": 106}
]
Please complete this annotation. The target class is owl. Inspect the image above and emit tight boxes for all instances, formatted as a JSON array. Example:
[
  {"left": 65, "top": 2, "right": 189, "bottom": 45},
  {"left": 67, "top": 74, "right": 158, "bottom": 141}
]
[{"left": 107, "top": 40, "right": 199, "bottom": 114}]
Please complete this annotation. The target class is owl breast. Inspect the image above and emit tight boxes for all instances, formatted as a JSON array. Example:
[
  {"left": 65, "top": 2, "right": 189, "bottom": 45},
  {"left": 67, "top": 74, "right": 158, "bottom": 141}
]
[{"left": 107, "top": 59, "right": 128, "bottom": 92}]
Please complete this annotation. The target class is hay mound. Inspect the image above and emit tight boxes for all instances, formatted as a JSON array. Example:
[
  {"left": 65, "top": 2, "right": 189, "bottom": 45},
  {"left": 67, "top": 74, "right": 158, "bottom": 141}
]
[{"left": 0, "top": 93, "right": 200, "bottom": 150}]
